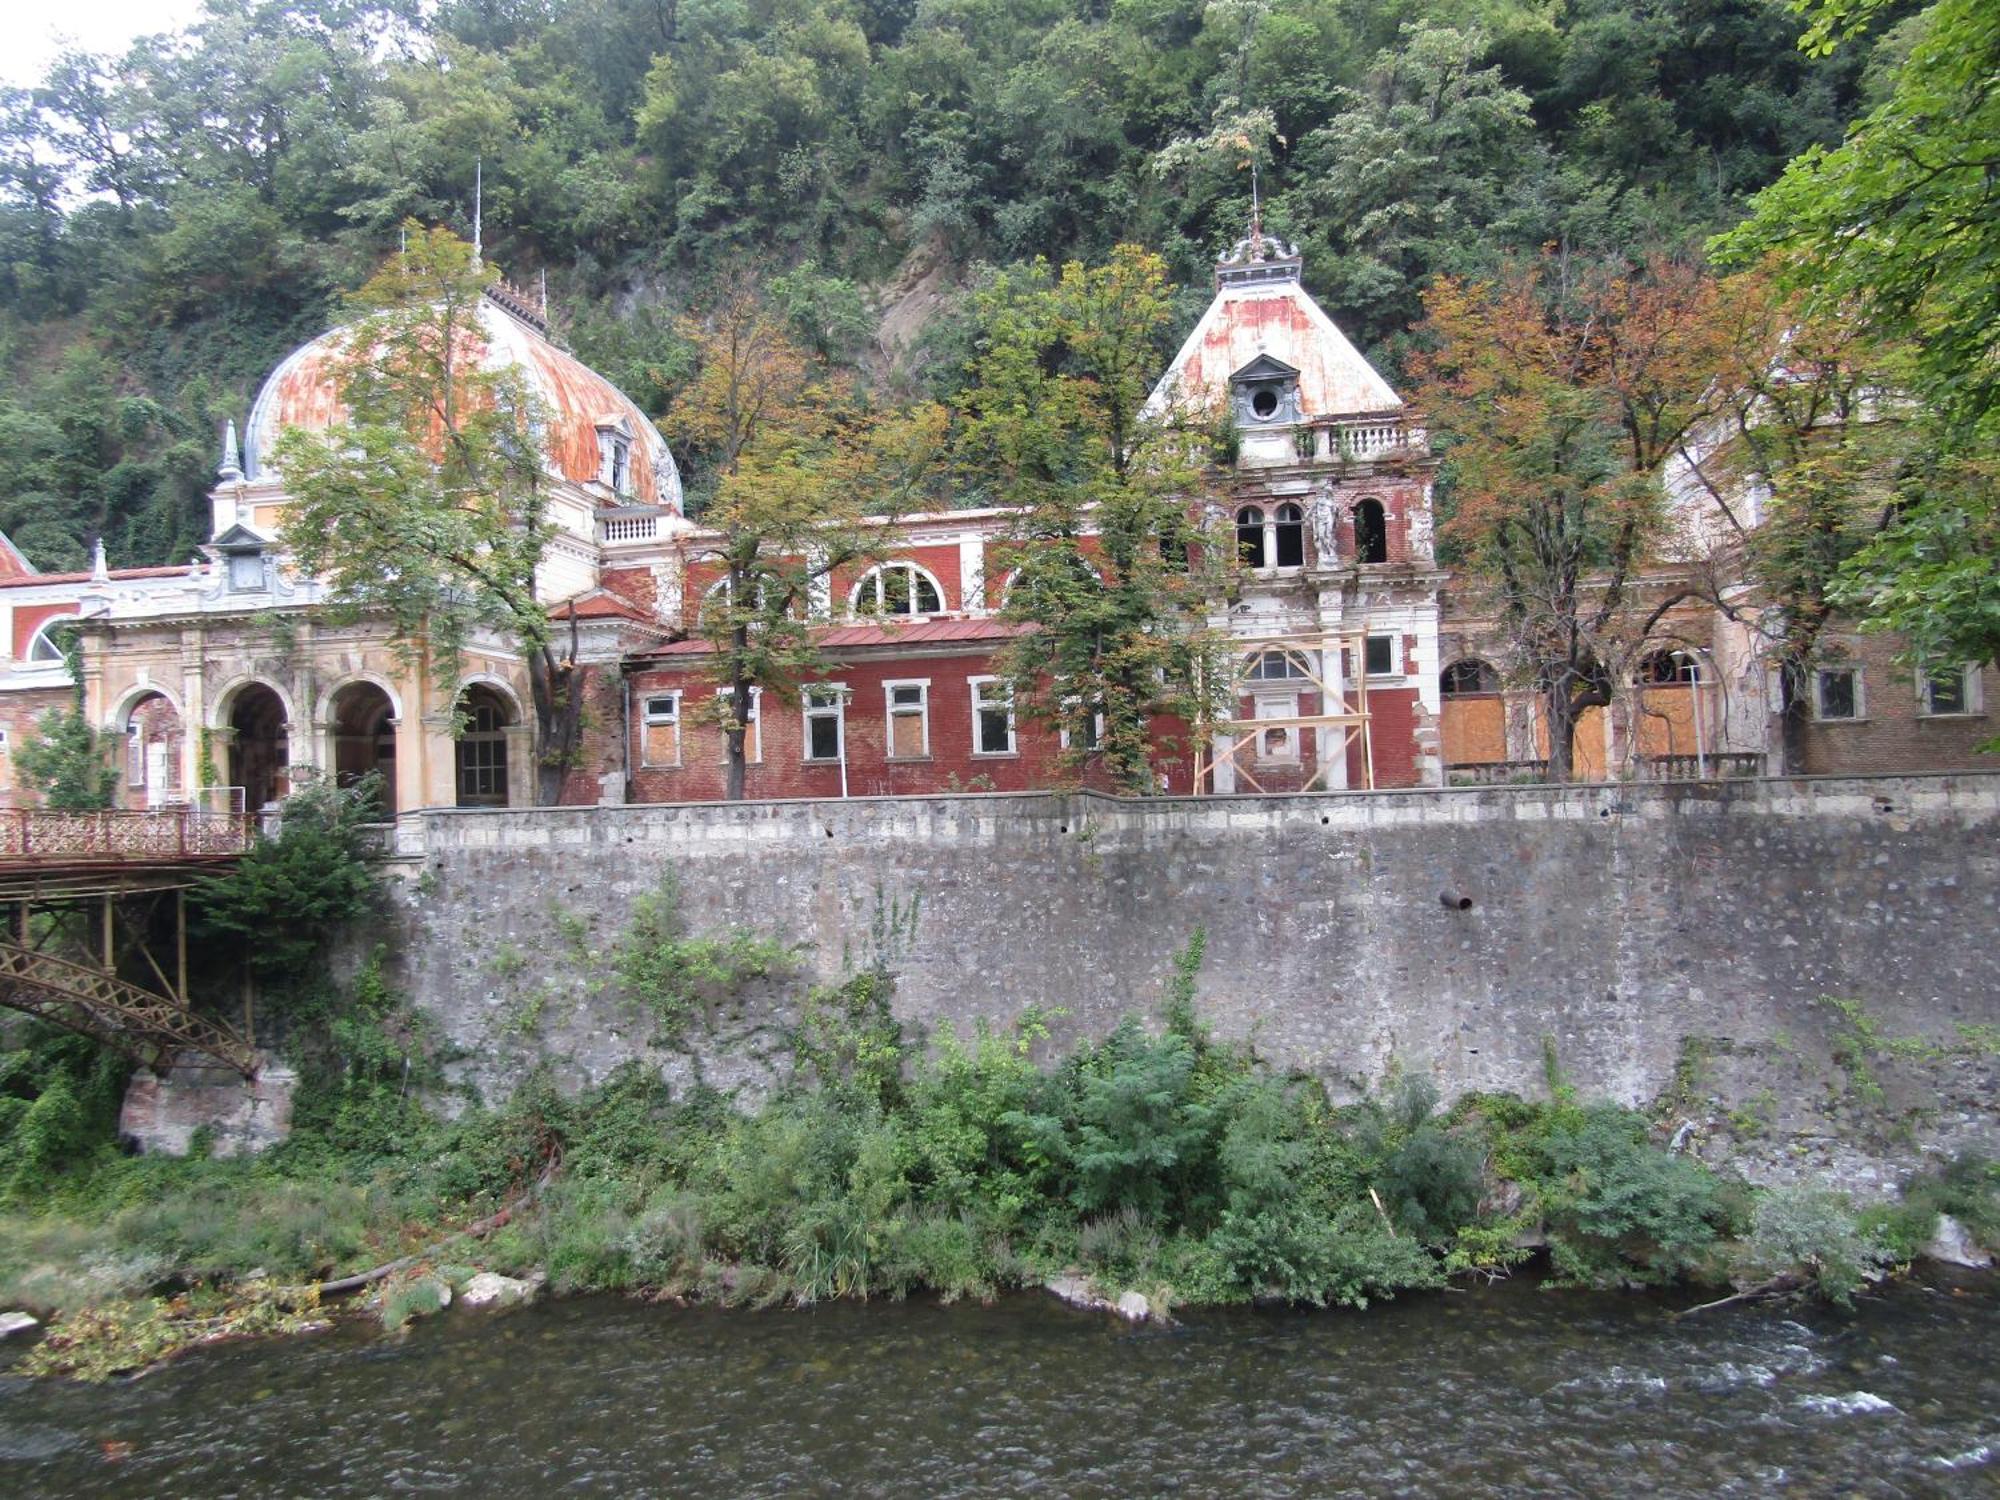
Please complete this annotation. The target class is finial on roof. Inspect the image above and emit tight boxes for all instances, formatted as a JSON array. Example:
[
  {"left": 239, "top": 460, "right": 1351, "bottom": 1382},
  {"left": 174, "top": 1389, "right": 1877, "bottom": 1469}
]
[
  {"left": 219, "top": 418, "right": 243, "bottom": 481},
  {"left": 90, "top": 537, "right": 109, "bottom": 584},
  {"left": 1250, "top": 158, "right": 1264, "bottom": 259},
  {"left": 472, "top": 157, "right": 483, "bottom": 268},
  {"left": 539, "top": 266, "right": 548, "bottom": 320}
]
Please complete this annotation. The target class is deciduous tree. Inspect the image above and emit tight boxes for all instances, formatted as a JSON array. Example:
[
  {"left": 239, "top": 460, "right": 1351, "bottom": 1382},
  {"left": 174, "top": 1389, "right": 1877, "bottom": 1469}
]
[
  {"left": 1412, "top": 254, "right": 1732, "bottom": 780},
  {"left": 957, "top": 245, "right": 1228, "bottom": 792},
  {"left": 275, "top": 224, "right": 583, "bottom": 803},
  {"left": 664, "top": 282, "right": 947, "bottom": 799}
]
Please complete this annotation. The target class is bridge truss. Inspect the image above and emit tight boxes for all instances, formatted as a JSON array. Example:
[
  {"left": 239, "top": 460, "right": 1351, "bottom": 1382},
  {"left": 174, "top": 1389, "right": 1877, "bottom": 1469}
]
[{"left": 0, "top": 809, "right": 259, "bottom": 1077}]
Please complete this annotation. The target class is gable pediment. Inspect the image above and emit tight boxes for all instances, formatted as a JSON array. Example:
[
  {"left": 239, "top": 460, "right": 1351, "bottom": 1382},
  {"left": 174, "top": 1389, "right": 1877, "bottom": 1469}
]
[
  {"left": 212, "top": 523, "right": 271, "bottom": 551},
  {"left": 1230, "top": 354, "right": 1301, "bottom": 385}
]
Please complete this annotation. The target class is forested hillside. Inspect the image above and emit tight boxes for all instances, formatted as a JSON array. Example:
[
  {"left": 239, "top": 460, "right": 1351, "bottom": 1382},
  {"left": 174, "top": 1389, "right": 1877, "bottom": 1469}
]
[{"left": 0, "top": 0, "right": 1910, "bottom": 569}]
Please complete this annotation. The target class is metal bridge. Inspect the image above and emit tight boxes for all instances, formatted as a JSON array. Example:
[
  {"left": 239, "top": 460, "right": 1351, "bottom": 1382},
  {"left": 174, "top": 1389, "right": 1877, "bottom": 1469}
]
[{"left": 0, "top": 807, "right": 260, "bottom": 1077}]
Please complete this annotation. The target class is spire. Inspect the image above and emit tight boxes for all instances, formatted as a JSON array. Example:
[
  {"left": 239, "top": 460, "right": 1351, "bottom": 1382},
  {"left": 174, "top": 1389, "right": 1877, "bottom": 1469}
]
[
  {"left": 538, "top": 266, "right": 548, "bottom": 320},
  {"left": 90, "top": 537, "right": 109, "bottom": 584},
  {"left": 472, "top": 157, "right": 483, "bottom": 267},
  {"left": 218, "top": 418, "right": 243, "bottom": 481},
  {"left": 1249, "top": 157, "right": 1264, "bottom": 259}
]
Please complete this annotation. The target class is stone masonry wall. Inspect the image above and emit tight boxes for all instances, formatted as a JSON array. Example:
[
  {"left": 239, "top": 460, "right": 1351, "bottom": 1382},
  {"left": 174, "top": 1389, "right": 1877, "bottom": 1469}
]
[{"left": 390, "top": 772, "right": 2000, "bottom": 1192}]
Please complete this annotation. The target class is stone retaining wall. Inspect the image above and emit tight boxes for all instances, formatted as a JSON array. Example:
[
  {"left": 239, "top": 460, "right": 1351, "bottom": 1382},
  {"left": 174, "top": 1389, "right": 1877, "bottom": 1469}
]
[{"left": 389, "top": 773, "right": 2000, "bottom": 1191}]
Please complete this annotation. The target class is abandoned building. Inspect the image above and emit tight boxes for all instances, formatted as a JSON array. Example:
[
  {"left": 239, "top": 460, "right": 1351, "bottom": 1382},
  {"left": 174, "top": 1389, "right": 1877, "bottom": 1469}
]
[{"left": 0, "top": 233, "right": 1986, "bottom": 824}]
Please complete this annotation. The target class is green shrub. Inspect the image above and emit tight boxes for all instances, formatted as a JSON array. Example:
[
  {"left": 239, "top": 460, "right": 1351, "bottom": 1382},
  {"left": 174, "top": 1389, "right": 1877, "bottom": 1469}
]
[{"left": 1745, "top": 1186, "right": 1891, "bottom": 1306}]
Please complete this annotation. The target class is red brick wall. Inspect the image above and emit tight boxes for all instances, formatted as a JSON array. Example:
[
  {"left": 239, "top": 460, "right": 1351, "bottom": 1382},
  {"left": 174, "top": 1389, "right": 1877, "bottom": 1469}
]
[
  {"left": 1797, "top": 632, "right": 1995, "bottom": 775},
  {"left": 623, "top": 652, "right": 1198, "bottom": 802}
]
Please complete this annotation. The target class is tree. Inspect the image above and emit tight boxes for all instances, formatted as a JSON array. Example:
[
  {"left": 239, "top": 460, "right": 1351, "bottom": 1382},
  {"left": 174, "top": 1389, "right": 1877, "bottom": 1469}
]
[
  {"left": 275, "top": 224, "right": 582, "bottom": 804},
  {"left": 15, "top": 707, "right": 118, "bottom": 811},
  {"left": 1667, "top": 269, "right": 1911, "bottom": 771},
  {"left": 663, "top": 281, "right": 947, "bottom": 799},
  {"left": 956, "top": 245, "right": 1227, "bottom": 793},
  {"left": 1715, "top": 0, "right": 2000, "bottom": 683},
  {"left": 1412, "top": 254, "right": 1732, "bottom": 780}
]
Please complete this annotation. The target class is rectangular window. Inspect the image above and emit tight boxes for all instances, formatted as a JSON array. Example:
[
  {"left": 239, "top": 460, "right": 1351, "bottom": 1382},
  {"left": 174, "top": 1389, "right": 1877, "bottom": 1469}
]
[
  {"left": 804, "top": 686, "right": 845, "bottom": 762},
  {"left": 714, "top": 687, "right": 761, "bottom": 762},
  {"left": 1058, "top": 703, "right": 1105, "bottom": 751},
  {"left": 228, "top": 552, "right": 264, "bottom": 591},
  {"left": 126, "top": 729, "right": 145, "bottom": 787},
  {"left": 1816, "top": 667, "right": 1859, "bottom": 721},
  {"left": 1922, "top": 664, "right": 1971, "bottom": 716},
  {"left": 970, "top": 677, "right": 1016, "bottom": 756},
  {"left": 885, "top": 680, "right": 929, "bottom": 759},
  {"left": 640, "top": 693, "right": 681, "bottom": 767},
  {"left": 1253, "top": 696, "right": 1298, "bottom": 762},
  {"left": 1364, "top": 634, "right": 1395, "bottom": 677}
]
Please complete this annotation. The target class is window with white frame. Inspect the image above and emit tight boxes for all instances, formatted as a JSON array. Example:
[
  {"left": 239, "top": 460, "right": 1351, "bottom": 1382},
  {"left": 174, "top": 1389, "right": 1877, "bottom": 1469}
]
[
  {"left": 1815, "top": 666, "right": 1861, "bottom": 721},
  {"left": 852, "top": 563, "right": 944, "bottom": 618},
  {"left": 970, "top": 677, "right": 1016, "bottom": 756},
  {"left": 25, "top": 622, "right": 69, "bottom": 664},
  {"left": 126, "top": 728, "right": 146, "bottom": 786},
  {"left": 1057, "top": 700, "right": 1105, "bottom": 751},
  {"left": 598, "top": 425, "right": 632, "bottom": 493},
  {"left": 714, "top": 686, "right": 762, "bottom": 761},
  {"left": 1244, "top": 647, "right": 1312, "bottom": 683},
  {"left": 803, "top": 685, "right": 845, "bottom": 762},
  {"left": 1920, "top": 663, "right": 1981, "bottom": 717},
  {"left": 640, "top": 692, "right": 681, "bottom": 767},
  {"left": 885, "top": 680, "right": 930, "bottom": 758}
]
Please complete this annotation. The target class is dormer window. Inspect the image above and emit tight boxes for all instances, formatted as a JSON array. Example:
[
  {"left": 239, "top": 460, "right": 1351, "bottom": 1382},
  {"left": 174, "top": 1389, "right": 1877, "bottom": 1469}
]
[
  {"left": 212, "top": 524, "right": 271, "bottom": 593},
  {"left": 597, "top": 421, "right": 633, "bottom": 494},
  {"left": 229, "top": 551, "right": 266, "bottom": 591},
  {"left": 1230, "top": 354, "right": 1303, "bottom": 429}
]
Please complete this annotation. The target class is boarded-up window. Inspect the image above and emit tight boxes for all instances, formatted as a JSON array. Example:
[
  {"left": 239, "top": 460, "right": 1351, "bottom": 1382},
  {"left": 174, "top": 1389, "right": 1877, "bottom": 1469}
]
[
  {"left": 886, "top": 681, "right": 928, "bottom": 758},
  {"left": 641, "top": 694, "right": 680, "bottom": 767}
]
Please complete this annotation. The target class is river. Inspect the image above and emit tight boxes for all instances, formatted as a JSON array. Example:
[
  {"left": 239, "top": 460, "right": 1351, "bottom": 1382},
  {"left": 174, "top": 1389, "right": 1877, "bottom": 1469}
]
[{"left": 3, "top": 1273, "right": 1995, "bottom": 1497}]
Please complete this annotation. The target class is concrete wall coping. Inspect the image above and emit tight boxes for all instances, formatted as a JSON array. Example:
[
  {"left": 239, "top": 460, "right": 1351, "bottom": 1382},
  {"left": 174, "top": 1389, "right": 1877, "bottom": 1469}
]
[{"left": 404, "top": 769, "right": 2000, "bottom": 850}]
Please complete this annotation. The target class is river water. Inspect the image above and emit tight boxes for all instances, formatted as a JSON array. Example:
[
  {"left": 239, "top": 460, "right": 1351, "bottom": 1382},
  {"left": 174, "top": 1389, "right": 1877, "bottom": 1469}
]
[{"left": 3, "top": 1274, "right": 1995, "bottom": 1497}]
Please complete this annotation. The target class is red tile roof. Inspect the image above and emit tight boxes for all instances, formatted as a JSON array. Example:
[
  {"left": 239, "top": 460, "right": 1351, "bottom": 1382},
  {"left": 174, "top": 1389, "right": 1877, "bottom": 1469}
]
[{"left": 0, "top": 567, "right": 190, "bottom": 590}]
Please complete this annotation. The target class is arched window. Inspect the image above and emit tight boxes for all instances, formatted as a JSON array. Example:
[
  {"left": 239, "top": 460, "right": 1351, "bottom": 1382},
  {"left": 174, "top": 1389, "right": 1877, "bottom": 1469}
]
[
  {"left": 1002, "top": 553, "right": 1100, "bottom": 611},
  {"left": 851, "top": 562, "right": 944, "bottom": 618},
  {"left": 1244, "top": 648, "right": 1313, "bottom": 683},
  {"left": 25, "top": 620, "right": 71, "bottom": 664},
  {"left": 1440, "top": 659, "right": 1499, "bottom": 696},
  {"left": 1236, "top": 506, "right": 1266, "bottom": 568},
  {"left": 1353, "top": 499, "right": 1388, "bottom": 564},
  {"left": 1273, "top": 503, "right": 1305, "bottom": 568},
  {"left": 455, "top": 686, "right": 515, "bottom": 808},
  {"left": 1636, "top": 649, "right": 1701, "bottom": 686}
]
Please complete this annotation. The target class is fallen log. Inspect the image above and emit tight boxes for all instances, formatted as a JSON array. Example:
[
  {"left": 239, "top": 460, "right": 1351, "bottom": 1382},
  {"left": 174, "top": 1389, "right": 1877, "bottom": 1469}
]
[{"left": 314, "top": 1153, "right": 561, "bottom": 1298}]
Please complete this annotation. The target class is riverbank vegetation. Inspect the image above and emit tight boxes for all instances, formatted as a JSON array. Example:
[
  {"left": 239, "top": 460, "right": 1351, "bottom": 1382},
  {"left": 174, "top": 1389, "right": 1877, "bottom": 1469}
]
[{"left": 3, "top": 923, "right": 1995, "bottom": 1380}]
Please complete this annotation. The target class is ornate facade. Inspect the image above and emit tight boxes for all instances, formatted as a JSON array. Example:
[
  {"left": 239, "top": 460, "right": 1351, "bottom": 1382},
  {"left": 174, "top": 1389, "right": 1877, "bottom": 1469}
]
[{"left": 0, "top": 239, "right": 1985, "bottom": 824}]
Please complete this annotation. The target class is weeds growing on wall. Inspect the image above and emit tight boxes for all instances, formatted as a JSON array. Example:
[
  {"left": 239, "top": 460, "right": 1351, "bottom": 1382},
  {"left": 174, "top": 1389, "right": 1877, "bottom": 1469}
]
[{"left": 3, "top": 927, "right": 1992, "bottom": 1379}]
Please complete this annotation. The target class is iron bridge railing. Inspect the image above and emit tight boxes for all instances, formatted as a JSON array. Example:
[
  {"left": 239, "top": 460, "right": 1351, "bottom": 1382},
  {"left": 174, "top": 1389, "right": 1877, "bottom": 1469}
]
[{"left": 0, "top": 808, "right": 257, "bottom": 862}]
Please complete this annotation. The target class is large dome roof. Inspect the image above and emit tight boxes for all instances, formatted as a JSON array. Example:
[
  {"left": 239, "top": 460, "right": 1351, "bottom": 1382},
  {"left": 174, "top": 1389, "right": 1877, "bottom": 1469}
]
[{"left": 241, "top": 289, "right": 683, "bottom": 511}]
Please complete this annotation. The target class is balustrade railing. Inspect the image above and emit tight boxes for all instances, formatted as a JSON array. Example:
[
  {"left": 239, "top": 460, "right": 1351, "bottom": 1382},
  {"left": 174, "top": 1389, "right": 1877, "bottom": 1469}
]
[{"left": 0, "top": 807, "right": 256, "bottom": 861}]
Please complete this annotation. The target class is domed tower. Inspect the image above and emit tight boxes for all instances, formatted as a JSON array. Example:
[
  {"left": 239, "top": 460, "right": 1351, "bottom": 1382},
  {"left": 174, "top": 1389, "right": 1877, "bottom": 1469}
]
[
  {"left": 217, "top": 282, "right": 683, "bottom": 604},
  {"left": 66, "top": 284, "right": 689, "bottom": 820}
]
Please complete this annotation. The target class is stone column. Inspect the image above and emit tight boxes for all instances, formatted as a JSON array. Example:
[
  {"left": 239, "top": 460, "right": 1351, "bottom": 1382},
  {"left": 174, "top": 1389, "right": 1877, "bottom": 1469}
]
[{"left": 504, "top": 724, "right": 535, "bottom": 808}]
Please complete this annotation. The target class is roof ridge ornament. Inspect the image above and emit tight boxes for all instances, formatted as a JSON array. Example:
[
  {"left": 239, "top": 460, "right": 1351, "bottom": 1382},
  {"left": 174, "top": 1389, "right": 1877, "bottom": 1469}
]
[
  {"left": 1217, "top": 219, "right": 1302, "bottom": 290},
  {"left": 218, "top": 418, "right": 243, "bottom": 482}
]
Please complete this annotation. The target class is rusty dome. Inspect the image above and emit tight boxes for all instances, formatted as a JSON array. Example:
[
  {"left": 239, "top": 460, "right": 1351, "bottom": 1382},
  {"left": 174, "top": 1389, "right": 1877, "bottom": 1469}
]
[{"left": 240, "top": 290, "right": 683, "bottom": 512}]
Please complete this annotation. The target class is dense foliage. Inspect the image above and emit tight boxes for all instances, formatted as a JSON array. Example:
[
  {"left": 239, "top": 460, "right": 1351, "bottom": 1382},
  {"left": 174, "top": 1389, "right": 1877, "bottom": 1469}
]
[
  {"left": 6, "top": 920, "right": 1986, "bottom": 1377},
  {"left": 0, "top": 0, "right": 1896, "bottom": 572}
]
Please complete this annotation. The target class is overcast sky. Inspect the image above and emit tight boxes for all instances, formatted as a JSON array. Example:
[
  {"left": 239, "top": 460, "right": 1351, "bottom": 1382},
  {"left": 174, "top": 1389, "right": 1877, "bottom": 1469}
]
[{"left": 1, "top": 3, "right": 207, "bottom": 88}]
